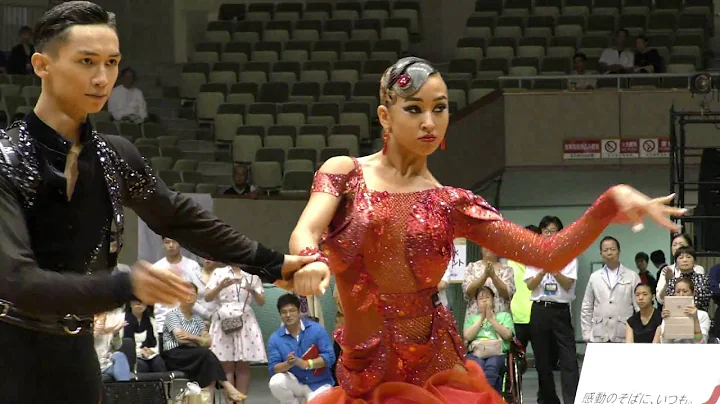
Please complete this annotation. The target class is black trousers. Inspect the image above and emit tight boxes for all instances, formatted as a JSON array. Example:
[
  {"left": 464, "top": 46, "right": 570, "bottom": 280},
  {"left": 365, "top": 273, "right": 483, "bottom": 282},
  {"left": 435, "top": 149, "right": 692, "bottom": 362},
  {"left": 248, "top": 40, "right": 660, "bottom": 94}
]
[
  {"left": 529, "top": 302, "right": 579, "bottom": 404},
  {"left": 0, "top": 321, "right": 102, "bottom": 404}
]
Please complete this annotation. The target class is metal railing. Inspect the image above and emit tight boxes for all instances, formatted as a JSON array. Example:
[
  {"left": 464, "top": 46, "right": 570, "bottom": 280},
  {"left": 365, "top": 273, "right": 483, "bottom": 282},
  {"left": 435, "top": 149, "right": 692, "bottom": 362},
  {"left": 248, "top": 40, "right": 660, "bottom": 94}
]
[{"left": 496, "top": 72, "right": 699, "bottom": 90}]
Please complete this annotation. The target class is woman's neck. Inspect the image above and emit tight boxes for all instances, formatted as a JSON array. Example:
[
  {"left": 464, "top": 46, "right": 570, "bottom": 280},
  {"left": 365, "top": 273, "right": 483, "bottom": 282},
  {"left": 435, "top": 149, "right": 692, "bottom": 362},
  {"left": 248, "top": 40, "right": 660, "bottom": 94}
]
[
  {"left": 134, "top": 313, "right": 143, "bottom": 322},
  {"left": 639, "top": 306, "right": 654, "bottom": 317},
  {"left": 380, "top": 148, "right": 427, "bottom": 178}
]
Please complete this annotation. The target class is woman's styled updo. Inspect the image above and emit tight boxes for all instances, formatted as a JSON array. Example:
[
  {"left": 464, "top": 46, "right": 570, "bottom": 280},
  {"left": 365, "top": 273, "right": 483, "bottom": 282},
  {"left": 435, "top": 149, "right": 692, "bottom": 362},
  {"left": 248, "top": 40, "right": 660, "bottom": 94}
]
[{"left": 380, "top": 57, "right": 438, "bottom": 106}]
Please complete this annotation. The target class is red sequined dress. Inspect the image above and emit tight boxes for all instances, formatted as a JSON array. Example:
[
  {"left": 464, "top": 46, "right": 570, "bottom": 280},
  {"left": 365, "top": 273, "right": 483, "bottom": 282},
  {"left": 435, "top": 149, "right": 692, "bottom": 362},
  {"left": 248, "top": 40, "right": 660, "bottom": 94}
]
[{"left": 310, "top": 158, "right": 617, "bottom": 404}]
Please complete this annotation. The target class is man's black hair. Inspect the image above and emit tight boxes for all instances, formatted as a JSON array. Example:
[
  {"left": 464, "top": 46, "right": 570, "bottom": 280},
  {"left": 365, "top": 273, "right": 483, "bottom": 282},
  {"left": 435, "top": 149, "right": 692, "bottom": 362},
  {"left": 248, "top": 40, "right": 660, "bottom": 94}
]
[
  {"left": 600, "top": 236, "right": 620, "bottom": 251},
  {"left": 650, "top": 250, "right": 666, "bottom": 265},
  {"left": 616, "top": 28, "right": 629, "bottom": 37},
  {"left": 573, "top": 52, "right": 587, "bottom": 62},
  {"left": 276, "top": 293, "right": 301, "bottom": 312},
  {"left": 635, "top": 252, "right": 649, "bottom": 262},
  {"left": 33, "top": 1, "right": 116, "bottom": 52},
  {"left": 19, "top": 26, "right": 32, "bottom": 35}
]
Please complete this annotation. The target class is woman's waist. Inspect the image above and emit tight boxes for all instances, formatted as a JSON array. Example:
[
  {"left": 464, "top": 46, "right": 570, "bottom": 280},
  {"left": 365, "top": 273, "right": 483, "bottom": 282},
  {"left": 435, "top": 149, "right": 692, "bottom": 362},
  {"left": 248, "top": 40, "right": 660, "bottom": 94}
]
[{"left": 375, "top": 288, "right": 442, "bottom": 319}]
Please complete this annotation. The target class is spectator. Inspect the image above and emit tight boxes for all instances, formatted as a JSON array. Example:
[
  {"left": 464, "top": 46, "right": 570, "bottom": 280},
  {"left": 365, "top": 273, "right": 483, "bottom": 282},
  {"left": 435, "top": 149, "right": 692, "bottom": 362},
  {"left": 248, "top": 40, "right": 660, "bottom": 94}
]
[
  {"left": 664, "top": 246, "right": 711, "bottom": 312},
  {"left": 625, "top": 283, "right": 662, "bottom": 343},
  {"left": 524, "top": 215, "right": 580, "bottom": 404},
  {"left": 634, "top": 35, "right": 663, "bottom": 73},
  {"left": 205, "top": 265, "right": 267, "bottom": 399},
  {"left": 654, "top": 278, "right": 710, "bottom": 344},
  {"left": 599, "top": 29, "right": 634, "bottom": 74},
  {"left": 569, "top": 53, "right": 596, "bottom": 90},
  {"left": 95, "top": 309, "right": 131, "bottom": 381},
  {"left": 437, "top": 266, "right": 453, "bottom": 309},
  {"left": 224, "top": 163, "right": 260, "bottom": 196},
  {"left": 581, "top": 236, "right": 640, "bottom": 343},
  {"left": 657, "top": 234, "right": 705, "bottom": 304},
  {"left": 108, "top": 66, "right": 147, "bottom": 123},
  {"left": 162, "top": 285, "right": 246, "bottom": 402},
  {"left": 463, "top": 247, "right": 515, "bottom": 317},
  {"left": 184, "top": 259, "right": 222, "bottom": 322},
  {"left": 123, "top": 300, "right": 167, "bottom": 373},
  {"left": 268, "top": 294, "right": 335, "bottom": 404},
  {"left": 7, "top": 26, "right": 34, "bottom": 75},
  {"left": 708, "top": 264, "right": 720, "bottom": 339},
  {"left": 635, "top": 252, "right": 657, "bottom": 293},
  {"left": 464, "top": 286, "right": 514, "bottom": 393}
]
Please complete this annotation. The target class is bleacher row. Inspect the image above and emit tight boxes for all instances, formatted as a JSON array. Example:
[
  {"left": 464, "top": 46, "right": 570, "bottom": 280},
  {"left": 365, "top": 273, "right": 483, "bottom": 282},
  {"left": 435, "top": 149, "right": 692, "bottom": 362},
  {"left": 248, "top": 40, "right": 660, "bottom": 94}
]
[{"left": 446, "top": 0, "right": 712, "bottom": 91}]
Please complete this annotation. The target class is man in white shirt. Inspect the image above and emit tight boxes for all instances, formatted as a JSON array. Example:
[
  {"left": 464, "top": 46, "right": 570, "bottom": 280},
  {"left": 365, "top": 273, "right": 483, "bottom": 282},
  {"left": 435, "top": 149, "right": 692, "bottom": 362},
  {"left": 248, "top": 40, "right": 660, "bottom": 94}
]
[
  {"left": 581, "top": 236, "right": 640, "bottom": 343},
  {"left": 108, "top": 66, "right": 147, "bottom": 123},
  {"left": 524, "top": 216, "right": 580, "bottom": 404},
  {"left": 152, "top": 237, "right": 202, "bottom": 352},
  {"left": 599, "top": 29, "right": 634, "bottom": 74}
]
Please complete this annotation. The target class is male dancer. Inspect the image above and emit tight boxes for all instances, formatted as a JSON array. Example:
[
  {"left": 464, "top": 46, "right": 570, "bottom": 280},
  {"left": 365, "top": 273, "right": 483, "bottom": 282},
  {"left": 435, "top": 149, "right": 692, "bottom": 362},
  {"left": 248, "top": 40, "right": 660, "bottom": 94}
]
[{"left": 0, "top": 2, "right": 314, "bottom": 403}]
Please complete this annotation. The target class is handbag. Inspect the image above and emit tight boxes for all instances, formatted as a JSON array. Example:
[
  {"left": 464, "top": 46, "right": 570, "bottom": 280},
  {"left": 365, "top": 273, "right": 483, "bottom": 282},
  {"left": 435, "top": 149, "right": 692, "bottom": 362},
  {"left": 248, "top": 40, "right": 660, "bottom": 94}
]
[
  {"left": 470, "top": 339, "right": 503, "bottom": 359},
  {"left": 220, "top": 272, "right": 253, "bottom": 333}
]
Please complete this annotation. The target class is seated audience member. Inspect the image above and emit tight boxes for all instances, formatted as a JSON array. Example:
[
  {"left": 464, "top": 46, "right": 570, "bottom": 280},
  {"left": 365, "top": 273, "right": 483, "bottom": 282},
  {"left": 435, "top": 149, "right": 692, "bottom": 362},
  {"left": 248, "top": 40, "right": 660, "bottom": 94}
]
[
  {"left": 8, "top": 26, "right": 34, "bottom": 75},
  {"left": 124, "top": 300, "right": 167, "bottom": 373},
  {"left": 664, "top": 247, "right": 711, "bottom": 312},
  {"left": 108, "top": 66, "right": 147, "bottom": 124},
  {"left": 268, "top": 294, "right": 336, "bottom": 404},
  {"left": 162, "top": 285, "right": 246, "bottom": 403},
  {"left": 224, "top": 163, "right": 259, "bottom": 196},
  {"left": 657, "top": 234, "right": 705, "bottom": 305},
  {"left": 569, "top": 53, "right": 596, "bottom": 90},
  {"left": 95, "top": 309, "right": 131, "bottom": 381},
  {"left": 599, "top": 29, "right": 634, "bottom": 74},
  {"left": 634, "top": 35, "right": 663, "bottom": 73},
  {"left": 626, "top": 283, "right": 662, "bottom": 343},
  {"left": 635, "top": 252, "right": 657, "bottom": 293},
  {"left": 710, "top": 264, "right": 720, "bottom": 338},
  {"left": 654, "top": 278, "right": 710, "bottom": 344},
  {"left": 464, "top": 286, "right": 514, "bottom": 393}
]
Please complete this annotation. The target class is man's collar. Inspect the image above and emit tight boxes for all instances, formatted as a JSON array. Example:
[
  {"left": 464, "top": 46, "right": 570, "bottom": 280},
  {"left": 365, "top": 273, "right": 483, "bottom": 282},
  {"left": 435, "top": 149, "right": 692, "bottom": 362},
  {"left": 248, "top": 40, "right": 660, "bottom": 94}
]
[
  {"left": 25, "top": 111, "right": 95, "bottom": 152},
  {"left": 283, "top": 318, "right": 307, "bottom": 335}
]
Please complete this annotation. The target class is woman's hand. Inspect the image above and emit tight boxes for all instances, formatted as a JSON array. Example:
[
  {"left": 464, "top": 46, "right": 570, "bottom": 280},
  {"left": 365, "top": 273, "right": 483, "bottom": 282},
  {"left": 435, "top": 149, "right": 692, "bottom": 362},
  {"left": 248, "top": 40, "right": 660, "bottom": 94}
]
[
  {"left": 289, "top": 261, "right": 331, "bottom": 296},
  {"left": 684, "top": 305, "right": 698, "bottom": 319},
  {"left": 609, "top": 185, "right": 685, "bottom": 232},
  {"left": 661, "top": 308, "right": 670, "bottom": 319},
  {"left": 218, "top": 277, "right": 236, "bottom": 290},
  {"left": 663, "top": 267, "right": 673, "bottom": 281}
]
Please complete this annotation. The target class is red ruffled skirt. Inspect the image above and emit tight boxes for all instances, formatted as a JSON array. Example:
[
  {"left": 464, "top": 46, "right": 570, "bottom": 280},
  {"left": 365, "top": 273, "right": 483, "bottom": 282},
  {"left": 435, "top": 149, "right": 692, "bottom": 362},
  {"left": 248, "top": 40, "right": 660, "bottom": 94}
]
[{"left": 309, "top": 360, "right": 506, "bottom": 404}]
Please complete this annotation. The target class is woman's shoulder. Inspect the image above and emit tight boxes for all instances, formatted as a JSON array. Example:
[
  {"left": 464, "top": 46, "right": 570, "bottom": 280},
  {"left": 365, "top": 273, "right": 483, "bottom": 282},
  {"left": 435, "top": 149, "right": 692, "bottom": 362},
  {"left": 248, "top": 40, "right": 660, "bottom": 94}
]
[{"left": 318, "top": 155, "right": 357, "bottom": 175}]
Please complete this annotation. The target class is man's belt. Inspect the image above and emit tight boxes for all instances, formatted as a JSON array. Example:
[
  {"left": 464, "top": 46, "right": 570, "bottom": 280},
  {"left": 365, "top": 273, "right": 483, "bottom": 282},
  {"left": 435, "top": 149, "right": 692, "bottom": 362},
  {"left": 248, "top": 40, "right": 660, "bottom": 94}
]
[{"left": 0, "top": 299, "right": 94, "bottom": 336}]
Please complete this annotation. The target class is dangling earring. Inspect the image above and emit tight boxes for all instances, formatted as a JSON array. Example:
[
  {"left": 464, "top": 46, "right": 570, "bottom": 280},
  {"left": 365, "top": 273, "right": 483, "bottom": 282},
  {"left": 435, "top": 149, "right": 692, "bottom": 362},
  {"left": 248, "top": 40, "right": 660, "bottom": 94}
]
[
  {"left": 440, "top": 138, "right": 446, "bottom": 150},
  {"left": 382, "top": 132, "right": 389, "bottom": 155}
]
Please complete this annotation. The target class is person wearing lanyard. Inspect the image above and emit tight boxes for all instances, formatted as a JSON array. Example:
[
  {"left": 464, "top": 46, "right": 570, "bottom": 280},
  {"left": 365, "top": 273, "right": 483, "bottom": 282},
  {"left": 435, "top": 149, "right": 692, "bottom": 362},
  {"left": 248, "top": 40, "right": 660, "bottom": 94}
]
[
  {"left": 524, "top": 216, "right": 580, "bottom": 404},
  {"left": 581, "top": 236, "right": 640, "bottom": 343}
]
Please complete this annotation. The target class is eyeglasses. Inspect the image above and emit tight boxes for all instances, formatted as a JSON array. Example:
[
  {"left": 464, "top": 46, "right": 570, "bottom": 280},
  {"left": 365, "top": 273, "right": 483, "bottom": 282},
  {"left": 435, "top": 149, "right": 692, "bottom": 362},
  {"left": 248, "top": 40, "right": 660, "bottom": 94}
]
[
  {"left": 280, "top": 308, "right": 298, "bottom": 316},
  {"left": 542, "top": 229, "right": 558, "bottom": 236}
]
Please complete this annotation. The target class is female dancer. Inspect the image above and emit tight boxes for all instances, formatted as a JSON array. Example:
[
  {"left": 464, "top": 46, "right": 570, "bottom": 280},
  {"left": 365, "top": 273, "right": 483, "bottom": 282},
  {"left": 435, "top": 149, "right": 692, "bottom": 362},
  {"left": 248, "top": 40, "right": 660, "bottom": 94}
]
[{"left": 286, "top": 57, "right": 683, "bottom": 402}]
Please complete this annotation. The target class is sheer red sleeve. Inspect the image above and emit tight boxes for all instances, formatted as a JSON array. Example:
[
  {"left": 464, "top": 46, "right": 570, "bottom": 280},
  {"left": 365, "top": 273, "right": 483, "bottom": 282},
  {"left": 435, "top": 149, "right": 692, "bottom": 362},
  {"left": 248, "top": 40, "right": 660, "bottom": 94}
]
[{"left": 451, "top": 189, "right": 618, "bottom": 273}]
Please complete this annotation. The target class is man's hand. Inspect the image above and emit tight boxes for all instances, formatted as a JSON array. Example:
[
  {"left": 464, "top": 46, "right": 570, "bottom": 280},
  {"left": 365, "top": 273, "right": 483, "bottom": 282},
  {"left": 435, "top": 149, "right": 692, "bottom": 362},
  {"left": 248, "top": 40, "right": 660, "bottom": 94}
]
[
  {"left": 131, "top": 261, "right": 194, "bottom": 305},
  {"left": 292, "top": 261, "right": 331, "bottom": 296},
  {"left": 287, "top": 352, "right": 296, "bottom": 366}
]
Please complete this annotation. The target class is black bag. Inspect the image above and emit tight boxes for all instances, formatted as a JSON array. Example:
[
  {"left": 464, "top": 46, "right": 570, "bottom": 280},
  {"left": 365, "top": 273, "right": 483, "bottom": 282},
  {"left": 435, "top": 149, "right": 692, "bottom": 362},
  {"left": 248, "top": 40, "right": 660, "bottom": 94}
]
[{"left": 103, "top": 380, "right": 166, "bottom": 404}]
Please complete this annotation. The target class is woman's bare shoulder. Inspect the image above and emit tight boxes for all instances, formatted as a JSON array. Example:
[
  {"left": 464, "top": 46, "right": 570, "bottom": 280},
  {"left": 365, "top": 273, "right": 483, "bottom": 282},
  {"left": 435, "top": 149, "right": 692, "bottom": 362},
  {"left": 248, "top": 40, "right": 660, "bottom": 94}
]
[{"left": 318, "top": 156, "right": 356, "bottom": 175}]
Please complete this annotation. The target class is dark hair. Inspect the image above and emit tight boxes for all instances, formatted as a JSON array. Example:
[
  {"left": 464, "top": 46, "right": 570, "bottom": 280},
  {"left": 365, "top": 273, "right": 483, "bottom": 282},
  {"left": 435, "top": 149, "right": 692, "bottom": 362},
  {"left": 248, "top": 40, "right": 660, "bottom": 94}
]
[
  {"left": 672, "top": 233, "right": 693, "bottom": 247},
  {"left": 525, "top": 224, "right": 541, "bottom": 234},
  {"left": 573, "top": 52, "right": 587, "bottom": 62},
  {"left": 635, "top": 252, "right": 649, "bottom": 262},
  {"left": 475, "top": 285, "right": 495, "bottom": 299},
  {"left": 673, "top": 245, "right": 696, "bottom": 261},
  {"left": 276, "top": 293, "right": 301, "bottom": 312},
  {"left": 120, "top": 67, "right": 137, "bottom": 83},
  {"left": 616, "top": 28, "right": 629, "bottom": 37},
  {"left": 539, "top": 216, "right": 564, "bottom": 231},
  {"left": 634, "top": 282, "right": 654, "bottom": 294},
  {"left": 600, "top": 236, "right": 620, "bottom": 251},
  {"left": 19, "top": 26, "right": 32, "bottom": 35},
  {"left": 636, "top": 35, "right": 648, "bottom": 43},
  {"left": 650, "top": 250, "right": 666, "bottom": 265},
  {"left": 33, "top": 1, "right": 116, "bottom": 52},
  {"left": 675, "top": 277, "right": 695, "bottom": 293}
]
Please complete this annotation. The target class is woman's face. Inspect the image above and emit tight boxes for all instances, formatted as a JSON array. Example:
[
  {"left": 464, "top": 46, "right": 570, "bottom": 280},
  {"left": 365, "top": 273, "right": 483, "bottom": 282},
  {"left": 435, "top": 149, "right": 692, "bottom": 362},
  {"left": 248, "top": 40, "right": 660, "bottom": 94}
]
[
  {"left": 674, "top": 281, "right": 693, "bottom": 297},
  {"left": 634, "top": 286, "right": 653, "bottom": 308},
  {"left": 131, "top": 300, "right": 147, "bottom": 316},
  {"left": 378, "top": 74, "right": 449, "bottom": 157},
  {"left": 481, "top": 247, "right": 498, "bottom": 262},
  {"left": 476, "top": 290, "right": 494, "bottom": 311},
  {"left": 671, "top": 236, "right": 689, "bottom": 255},
  {"left": 675, "top": 252, "right": 694, "bottom": 272},
  {"left": 181, "top": 289, "right": 198, "bottom": 310}
]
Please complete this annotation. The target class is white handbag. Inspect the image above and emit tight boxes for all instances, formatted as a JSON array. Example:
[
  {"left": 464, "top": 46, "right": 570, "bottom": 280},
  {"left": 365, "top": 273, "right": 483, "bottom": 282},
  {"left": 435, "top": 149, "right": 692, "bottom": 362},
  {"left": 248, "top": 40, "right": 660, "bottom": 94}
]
[{"left": 470, "top": 339, "right": 503, "bottom": 359}]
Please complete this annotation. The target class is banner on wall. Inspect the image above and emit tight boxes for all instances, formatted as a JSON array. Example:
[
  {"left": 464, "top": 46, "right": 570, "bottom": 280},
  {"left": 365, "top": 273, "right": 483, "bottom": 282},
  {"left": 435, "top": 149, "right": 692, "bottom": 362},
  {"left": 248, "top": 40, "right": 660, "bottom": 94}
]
[
  {"left": 564, "top": 138, "right": 670, "bottom": 160},
  {"left": 138, "top": 193, "right": 213, "bottom": 263},
  {"left": 446, "top": 239, "right": 468, "bottom": 283}
]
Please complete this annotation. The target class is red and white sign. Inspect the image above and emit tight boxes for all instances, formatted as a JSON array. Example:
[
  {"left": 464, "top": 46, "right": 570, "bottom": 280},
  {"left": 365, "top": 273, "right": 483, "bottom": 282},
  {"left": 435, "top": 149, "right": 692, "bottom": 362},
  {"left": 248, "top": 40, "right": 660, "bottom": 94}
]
[
  {"left": 620, "top": 139, "right": 639, "bottom": 158},
  {"left": 563, "top": 140, "right": 601, "bottom": 160},
  {"left": 639, "top": 137, "right": 671, "bottom": 158}
]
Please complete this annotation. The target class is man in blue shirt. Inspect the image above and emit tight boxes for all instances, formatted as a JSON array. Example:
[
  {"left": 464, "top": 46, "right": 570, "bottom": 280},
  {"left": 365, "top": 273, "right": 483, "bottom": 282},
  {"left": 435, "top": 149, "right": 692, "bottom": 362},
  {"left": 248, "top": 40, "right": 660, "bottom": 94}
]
[{"left": 268, "top": 294, "right": 335, "bottom": 403}]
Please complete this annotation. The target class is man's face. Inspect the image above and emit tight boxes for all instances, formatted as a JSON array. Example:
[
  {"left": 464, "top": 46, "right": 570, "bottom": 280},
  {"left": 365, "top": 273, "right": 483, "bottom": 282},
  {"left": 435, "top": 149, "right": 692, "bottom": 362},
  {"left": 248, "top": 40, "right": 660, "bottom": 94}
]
[
  {"left": 162, "top": 238, "right": 180, "bottom": 256},
  {"left": 636, "top": 259, "right": 648, "bottom": 271},
  {"left": 279, "top": 304, "right": 300, "bottom": 327},
  {"left": 600, "top": 239, "right": 620, "bottom": 265},
  {"left": 635, "top": 38, "right": 647, "bottom": 52},
  {"left": 614, "top": 31, "right": 628, "bottom": 48},
  {"left": 20, "top": 31, "right": 32, "bottom": 44},
  {"left": 36, "top": 24, "right": 120, "bottom": 120},
  {"left": 120, "top": 69, "right": 134, "bottom": 88},
  {"left": 573, "top": 57, "right": 585, "bottom": 72},
  {"left": 540, "top": 223, "right": 559, "bottom": 239},
  {"left": 233, "top": 165, "right": 248, "bottom": 186}
]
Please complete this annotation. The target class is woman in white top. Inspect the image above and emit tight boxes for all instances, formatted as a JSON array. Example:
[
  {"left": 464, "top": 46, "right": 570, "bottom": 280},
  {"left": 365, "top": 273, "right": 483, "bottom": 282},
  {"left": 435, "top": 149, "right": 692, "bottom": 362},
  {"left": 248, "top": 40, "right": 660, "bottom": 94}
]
[
  {"left": 108, "top": 67, "right": 147, "bottom": 124},
  {"left": 656, "top": 234, "right": 705, "bottom": 304},
  {"left": 653, "top": 277, "right": 710, "bottom": 344}
]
